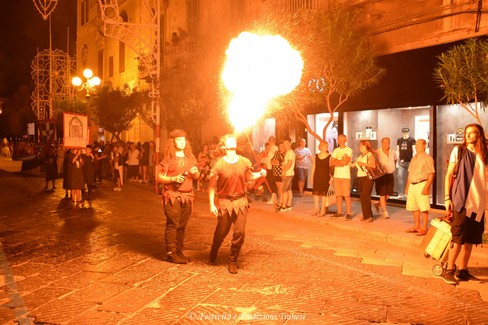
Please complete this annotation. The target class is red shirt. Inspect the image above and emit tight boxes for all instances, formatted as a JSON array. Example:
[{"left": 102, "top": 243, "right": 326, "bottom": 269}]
[
  {"left": 160, "top": 154, "right": 197, "bottom": 193},
  {"left": 211, "top": 156, "right": 252, "bottom": 197}
]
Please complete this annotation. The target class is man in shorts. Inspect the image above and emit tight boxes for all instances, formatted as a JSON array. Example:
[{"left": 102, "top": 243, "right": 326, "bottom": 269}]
[
  {"left": 374, "top": 137, "right": 397, "bottom": 218},
  {"left": 276, "top": 138, "right": 295, "bottom": 212},
  {"left": 405, "top": 139, "right": 435, "bottom": 236},
  {"left": 330, "top": 134, "right": 353, "bottom": 220},
  {"left": 443, "top": 123, "right": 488, "bottom": 285}
]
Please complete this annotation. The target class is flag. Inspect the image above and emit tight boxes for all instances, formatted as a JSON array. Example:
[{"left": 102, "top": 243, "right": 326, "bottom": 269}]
[{"left": 39, "top": 120, "right": 56, "bottom": 143}]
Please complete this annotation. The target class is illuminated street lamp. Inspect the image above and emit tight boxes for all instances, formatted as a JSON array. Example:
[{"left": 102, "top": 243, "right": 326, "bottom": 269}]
[{"left": 71, "top": 68, "right": 101, "bottom": 95}]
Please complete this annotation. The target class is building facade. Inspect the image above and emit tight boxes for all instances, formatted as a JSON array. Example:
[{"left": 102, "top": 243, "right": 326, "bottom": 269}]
[{"left": 75, "top": 0, "right": 487, "bottom": 207}]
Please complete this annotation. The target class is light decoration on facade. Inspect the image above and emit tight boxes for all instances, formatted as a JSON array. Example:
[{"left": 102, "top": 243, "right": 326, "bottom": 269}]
[{"left": 221, "top": 32, "right": 303, "bottom": 133}]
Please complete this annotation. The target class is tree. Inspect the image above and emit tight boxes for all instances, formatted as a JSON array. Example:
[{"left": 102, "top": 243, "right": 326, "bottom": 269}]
[
  {"left": 159, "top": 64, "right": 211, "bottom": 143},
  {"left": 52, "top": 96, "right": 88, "bottom": 139},
  {"left": 434, "top": 37, "right": 488, "bottom": 129},
  {"left": 159, "top": 32, "right": 229, "bottom": 145},
  {"left": 251, "top": 5, "right": 385, "bottom": 141},
  {"left": 90, "top": 84, "right": 149, "bottom": 141},
  {"left": 2, "top": 84, "right": 36, "bottom": 137}
]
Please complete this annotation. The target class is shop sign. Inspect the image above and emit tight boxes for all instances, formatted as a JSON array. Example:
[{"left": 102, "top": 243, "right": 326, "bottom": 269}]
[{"left": 447, "top": 128, "right": 464, "bottom": 144}]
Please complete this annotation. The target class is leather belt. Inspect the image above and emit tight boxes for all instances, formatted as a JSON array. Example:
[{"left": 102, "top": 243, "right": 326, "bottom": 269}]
[
  {"left": 411, "top": 179, "right": 427, "bottom": 185},
  {"left": 223, "top": 194, "right": 246, "bottom": 201}
]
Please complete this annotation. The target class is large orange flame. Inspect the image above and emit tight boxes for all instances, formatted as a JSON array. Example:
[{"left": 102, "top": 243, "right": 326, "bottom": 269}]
[{"left": 222, "top": 32, "right": 303, "bottom": 133}]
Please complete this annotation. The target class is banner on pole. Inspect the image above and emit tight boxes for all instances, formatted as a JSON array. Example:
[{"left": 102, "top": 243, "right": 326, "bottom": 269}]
[
  {"left": 38, "top": 120, "right": 56, "bottom": 143},
  {"left": 63, "top": 112, "right": 88, "bottom": 148}
]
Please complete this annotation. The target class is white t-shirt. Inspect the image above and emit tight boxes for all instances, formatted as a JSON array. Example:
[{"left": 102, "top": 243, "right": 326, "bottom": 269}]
[
  {"left": 331, "top": 146, "right": 353, "bottom": 179},
  {"left": 282, "top": 149, "right": 296, "bottom": 177},
  {"left": 376, "top": 148, "right": 397, "bottom": 174}
]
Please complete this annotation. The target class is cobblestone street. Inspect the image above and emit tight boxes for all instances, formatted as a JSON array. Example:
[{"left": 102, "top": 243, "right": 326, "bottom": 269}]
[{"left": 2, "top": 170, "right": 488, "bottom": 324}]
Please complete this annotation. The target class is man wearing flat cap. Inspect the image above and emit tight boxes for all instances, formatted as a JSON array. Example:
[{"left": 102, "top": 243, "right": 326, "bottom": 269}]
[
  {"left": 396, "top": 127, "right": 416, "bottom": 199},
  {"left": 158, "top": 129, "right": 200, "bottom": 264}
]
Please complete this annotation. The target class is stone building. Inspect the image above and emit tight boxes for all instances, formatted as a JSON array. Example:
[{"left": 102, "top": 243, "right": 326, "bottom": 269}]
[{"left": 75, "top": 0, "right": 488, "bottom": 206}]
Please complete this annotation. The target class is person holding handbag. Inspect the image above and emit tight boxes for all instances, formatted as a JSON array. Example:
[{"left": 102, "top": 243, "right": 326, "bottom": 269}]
[{"left": 353, "top": 140, "right": 377, "bottom": 222}]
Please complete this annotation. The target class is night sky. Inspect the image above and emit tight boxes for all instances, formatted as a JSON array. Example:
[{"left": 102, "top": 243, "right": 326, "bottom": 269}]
[{"left": 0, "top": 0, "right": 76, "bottom": 97}]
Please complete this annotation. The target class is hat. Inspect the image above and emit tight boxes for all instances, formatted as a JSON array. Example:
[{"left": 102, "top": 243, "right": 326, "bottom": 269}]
[
  {"left": 169, "top": 129, "right": 186, "bottom": 138},
  {"left": 402, "top": 128, "right": 410, "bottom": 133}
]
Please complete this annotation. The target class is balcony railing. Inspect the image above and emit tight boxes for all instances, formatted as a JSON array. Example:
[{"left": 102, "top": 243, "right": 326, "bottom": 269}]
[{"left": 164, "top": 37, "right": 195, "bottom": 69}]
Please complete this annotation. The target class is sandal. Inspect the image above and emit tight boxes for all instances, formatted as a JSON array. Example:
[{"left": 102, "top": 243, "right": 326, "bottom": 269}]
[
  {"left": 311, "top": 210, "right": 319, "bottom": 216},
  {"left": 405, "top": 228, "right": 419, "bottom": 233},
  {"left": 416, "top": 229, "right": 427, "bottom": 236}
]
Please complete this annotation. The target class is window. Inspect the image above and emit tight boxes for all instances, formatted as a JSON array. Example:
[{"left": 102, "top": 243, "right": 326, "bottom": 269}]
[
  {"left": 108, "top": 56, "right": 114, "bottom": 78},
  {"left": 343, "top": 106, "right": 432, "bottom": 201},
  {"left": 187, "top": 0, "right": 200, "bottom": 37},
  {"left": 435, "top": 103, "right": 479, "bottom": 206},
  {"left": 81, "top": 0, "right": 89, "bottom": 25},
  {"left": 119, "top": 41, "right": 125, "bottom": 73},
  {"left": 97, "top": 50, "right": 104, "bottom": 79}
]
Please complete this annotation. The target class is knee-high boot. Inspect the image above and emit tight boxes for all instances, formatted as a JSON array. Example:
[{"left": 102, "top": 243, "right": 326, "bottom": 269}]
[
  {"left": 166, "top": 244, "right": 187, "bottom": 264},
  {"left": 228, "top": 246, "right": 241, "bottom": 274},
  {"left": 209, "top": 242, "right": 221, "bottom": 264}
]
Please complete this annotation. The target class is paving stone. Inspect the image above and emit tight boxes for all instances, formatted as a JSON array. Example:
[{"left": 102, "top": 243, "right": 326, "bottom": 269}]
[
  {"left": 21, "top": 285, "right": 73, "bottom": 310},
  {"left": 50, "top": 270, "right": 109, "bottom": 289},
  {"left": 97, "top": 287, "right": 163, "bottom": 313},
  {"left": 0, "top": 307, "right": 15, "bottom": 324},
  {"left": 67, "top": 281, "right": 131, "bottom": 304},
  {"left": 29, "top": 296, "right": 95, "bottom": 324},
  {"left": 10, "top": 262, "right": 52, "bottom": 278},
  {"left": 3, "top": 171, "right": 488, "bottom": 323},
  {"left": 66, "top": 309, "right": 127, "bottom": 325}
]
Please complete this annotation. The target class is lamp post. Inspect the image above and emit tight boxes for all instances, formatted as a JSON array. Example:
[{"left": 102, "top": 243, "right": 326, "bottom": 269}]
[{"left": 71, "top": 68, "right": 101, "bottom": 96}]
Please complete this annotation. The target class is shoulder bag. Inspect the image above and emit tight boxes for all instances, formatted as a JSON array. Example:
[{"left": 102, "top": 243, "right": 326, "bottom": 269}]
[{"left": 361, "top": 153, "right": 386, "bottom": 180}]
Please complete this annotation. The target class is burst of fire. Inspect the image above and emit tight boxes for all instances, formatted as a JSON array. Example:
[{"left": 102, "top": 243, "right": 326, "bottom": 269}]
[{"left": 222, "top": 32, "right": 303, "bottom": 133}]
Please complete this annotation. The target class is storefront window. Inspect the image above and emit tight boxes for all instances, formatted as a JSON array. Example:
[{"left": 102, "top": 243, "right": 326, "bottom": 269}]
[
  {"left": 306, "top": 112, "right": 339, "bottom": 188},
  {"left": 344, "top": 106, "right": 431, "bottom": 201},
  {"left": 435, "top": 104, "right": 477, "bottom": 206}
]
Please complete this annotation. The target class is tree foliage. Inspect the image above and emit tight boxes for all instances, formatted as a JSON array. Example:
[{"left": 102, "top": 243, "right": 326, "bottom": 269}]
[
  {"left": 160, "top": 64, "right": 211, "bottom": 142},
  {"left": 159, "top": 33, "right": 229, "bottom": 143},
  {"left": 2, "top": 85, "right": 36, "bottom": 136},
  {"left": 434, "top": 37, "right": 488, "bottom": 128},
  {"left": 247, "top": 5, "right": 385, "bottom": 141},
  {"left": 53, "top": 96, "right": 88, "bottom": 139},
  {"left": 90, "top": 84, "right": 149, "bottom": 141}
]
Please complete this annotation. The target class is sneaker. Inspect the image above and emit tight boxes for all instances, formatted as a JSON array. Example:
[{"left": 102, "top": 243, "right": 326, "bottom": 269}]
[
  {"left": 455, "top": 269, "right": 479, "bottom": 282},
  {"left": 344, "top": 214, "right": 353, "bottom": 221},
  {"left": 443, "top": 269, "right": 458, "bottom": 285}
]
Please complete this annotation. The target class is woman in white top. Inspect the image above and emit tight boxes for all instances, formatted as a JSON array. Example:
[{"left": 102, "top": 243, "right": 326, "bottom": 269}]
[
  {"left": 127, "top": 142, "right": 140, "bottom": 182},
  {"left": 354, "top": 140, "right": 377, "bottom": 222}
]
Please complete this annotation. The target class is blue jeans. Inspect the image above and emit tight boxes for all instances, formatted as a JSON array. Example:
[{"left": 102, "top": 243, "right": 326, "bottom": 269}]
[{"left": 397, "top": 161, "right": 409, "bottom": 196}]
